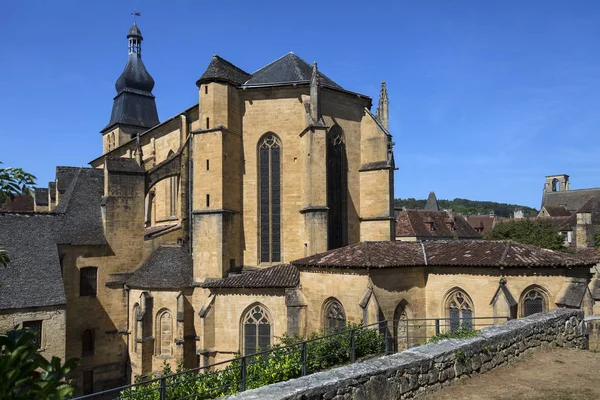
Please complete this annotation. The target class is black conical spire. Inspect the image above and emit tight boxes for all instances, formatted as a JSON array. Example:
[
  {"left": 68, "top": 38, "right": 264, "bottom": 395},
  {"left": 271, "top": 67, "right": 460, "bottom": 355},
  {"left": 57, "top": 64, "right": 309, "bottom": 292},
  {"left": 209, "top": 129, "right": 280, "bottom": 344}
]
[{"left": 101, "top": 22, "right": 159, "bottom": 135}]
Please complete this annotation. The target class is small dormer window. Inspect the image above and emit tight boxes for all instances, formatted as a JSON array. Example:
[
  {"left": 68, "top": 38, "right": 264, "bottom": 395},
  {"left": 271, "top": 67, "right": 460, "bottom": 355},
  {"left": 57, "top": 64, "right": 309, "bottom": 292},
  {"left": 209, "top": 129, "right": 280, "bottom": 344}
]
[{"left": 429, "top": 222, "right": 435, "bottom": 232}]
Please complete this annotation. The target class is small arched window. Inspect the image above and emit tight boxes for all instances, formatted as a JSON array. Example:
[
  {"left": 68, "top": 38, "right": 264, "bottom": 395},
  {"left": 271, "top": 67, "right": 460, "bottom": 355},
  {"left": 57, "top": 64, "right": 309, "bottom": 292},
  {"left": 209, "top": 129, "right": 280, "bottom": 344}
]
[
  {"left": 82, "top": 329, "right": 94, "bottom": 356},
  {"left": 258, "top": 134, "right": 281, "bottom": 263},
  {"left": 521, "top": 287, "right": 548, "bottom": 317},
  {"left": 445, "top": 289, "right": 474, "bottom": 331},
  {"left": 158, "top": 310, "right": 172, "bottom": 356},
  {"left": 242, "top": 304, "right": 271, "bottom": 355},
  {"left": 323, "top": 298, "right": 346, "bottom": 331}
]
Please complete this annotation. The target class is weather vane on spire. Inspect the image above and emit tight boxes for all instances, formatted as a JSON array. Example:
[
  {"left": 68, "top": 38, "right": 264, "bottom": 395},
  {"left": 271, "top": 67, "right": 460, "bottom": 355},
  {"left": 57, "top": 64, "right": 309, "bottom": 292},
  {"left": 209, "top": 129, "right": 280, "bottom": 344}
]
[{"left": 132, "top": 11, "right": 141, "bottom": 23}]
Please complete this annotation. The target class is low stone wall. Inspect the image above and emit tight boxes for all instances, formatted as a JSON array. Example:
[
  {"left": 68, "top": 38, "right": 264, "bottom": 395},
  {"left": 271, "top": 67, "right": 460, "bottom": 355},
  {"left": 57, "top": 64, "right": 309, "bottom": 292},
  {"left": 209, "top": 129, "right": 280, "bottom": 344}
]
[{"left": 227, "top": 309, "right": 586, "bottom": 400}]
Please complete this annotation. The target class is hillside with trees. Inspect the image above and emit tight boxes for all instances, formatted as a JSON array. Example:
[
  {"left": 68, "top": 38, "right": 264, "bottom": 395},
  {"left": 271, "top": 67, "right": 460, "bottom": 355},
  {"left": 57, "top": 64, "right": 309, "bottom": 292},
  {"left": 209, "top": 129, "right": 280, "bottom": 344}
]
[{"left": 394, "top": 197, "right": 538, "bottom": 218}]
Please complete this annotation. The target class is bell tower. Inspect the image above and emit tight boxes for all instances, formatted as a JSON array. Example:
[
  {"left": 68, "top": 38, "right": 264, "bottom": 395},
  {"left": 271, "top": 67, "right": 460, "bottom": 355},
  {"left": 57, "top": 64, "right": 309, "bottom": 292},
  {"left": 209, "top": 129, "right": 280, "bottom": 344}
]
[{"left": 101, "top": 21, "right": 160, "bottom": 154}]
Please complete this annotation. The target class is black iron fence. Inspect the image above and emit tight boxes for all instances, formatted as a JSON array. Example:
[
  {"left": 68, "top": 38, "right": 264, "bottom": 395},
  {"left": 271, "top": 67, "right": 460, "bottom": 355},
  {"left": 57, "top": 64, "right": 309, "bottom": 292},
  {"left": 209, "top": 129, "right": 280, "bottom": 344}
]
[{"left": 73, "top": 316, "right": 507, "bottom": 400}]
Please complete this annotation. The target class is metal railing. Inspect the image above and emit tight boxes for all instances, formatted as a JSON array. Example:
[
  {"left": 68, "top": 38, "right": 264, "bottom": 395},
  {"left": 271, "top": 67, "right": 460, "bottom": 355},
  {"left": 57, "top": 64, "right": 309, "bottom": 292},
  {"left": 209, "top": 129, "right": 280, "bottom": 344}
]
[{"left": 73, "top": 316, "right": 507, "bottom": 400}]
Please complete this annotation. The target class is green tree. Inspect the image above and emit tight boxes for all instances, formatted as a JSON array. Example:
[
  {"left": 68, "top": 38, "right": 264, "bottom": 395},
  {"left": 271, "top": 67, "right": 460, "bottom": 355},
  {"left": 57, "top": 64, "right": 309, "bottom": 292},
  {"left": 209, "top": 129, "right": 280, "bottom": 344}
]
[
  {"left": 484, "top": 219, "right": 565, "bottom": 251},
  {"left": 0, "top": 162, "right": 36, "bottom": 267},
  {"left": 0, "top": 330, "right": 77, "bottom": 399}
]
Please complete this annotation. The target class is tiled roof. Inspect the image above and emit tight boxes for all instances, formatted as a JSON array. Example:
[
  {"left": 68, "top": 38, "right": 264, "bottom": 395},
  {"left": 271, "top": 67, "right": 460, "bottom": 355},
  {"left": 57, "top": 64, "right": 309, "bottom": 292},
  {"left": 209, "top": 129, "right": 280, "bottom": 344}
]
[
  {"left": 127, "top": 245, "right": 193, "bottom": 289},
  {"left": 291, "top": 241, "right": 593, "bottom": 269},
  {"left": 0, "top": 213, "right": 66, "bottom": 309},
  {"left": 196, "top": 55, "right": 252, "bottom": 86},
  {"left": 34, "top": 188, "right": 49, "bottom": 206},
  {"left": 542, "top": 205, "right": 571, "bottom": 217},
  {"left": 0, "top": 193, "right": 34, "bottom": 212},
  {"left": 202, "top": 264, "right": 299, "bottom": 289},
  {"left": 543, "top": 188, "right": 600, "bottom": 213},
  {"left": 243, "top": 53, "right": 342, "bottom": 89},
  {"left": 395, "top": 210, "right": 481, "bottom": 239},
  {"left": 466, "top": 215, "right": 496, "bottom": 235}
]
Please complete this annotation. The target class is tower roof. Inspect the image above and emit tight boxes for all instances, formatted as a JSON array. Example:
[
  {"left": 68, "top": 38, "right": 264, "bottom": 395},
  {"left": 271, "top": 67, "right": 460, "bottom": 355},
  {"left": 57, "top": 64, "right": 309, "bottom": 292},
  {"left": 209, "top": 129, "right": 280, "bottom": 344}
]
[
  {"left": 424, "top": 191, "right": 440, "bottom": 211},
  {"left": 127, "top": 22, "right": 143, "bottom": 39},
  {"left": 243, "top": 52, "right": 342, "bottom": 88},
  {"left": 196, "top": 55, "right": 252, "bottom": 86}
]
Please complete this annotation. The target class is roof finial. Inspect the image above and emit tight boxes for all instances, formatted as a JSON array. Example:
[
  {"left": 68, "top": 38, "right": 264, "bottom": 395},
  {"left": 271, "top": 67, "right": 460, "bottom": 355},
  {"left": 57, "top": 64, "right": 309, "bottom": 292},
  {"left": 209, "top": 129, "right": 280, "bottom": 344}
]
[
  {"left": 310, "top": 61, "right": 321, "bottom": 123},
  {"left": 376, "top": 81, "right": 389, "bottom": 130}
]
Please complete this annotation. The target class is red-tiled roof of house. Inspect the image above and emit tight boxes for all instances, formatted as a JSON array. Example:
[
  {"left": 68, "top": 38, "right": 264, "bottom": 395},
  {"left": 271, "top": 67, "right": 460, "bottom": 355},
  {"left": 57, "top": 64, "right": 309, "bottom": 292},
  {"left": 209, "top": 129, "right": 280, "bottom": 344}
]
[
  {"left": 202, "top": 264, "right": 299, "bottom": 289},
  {"left": 395, "top": 210, "right": 481, "bottom": 239},
  {"left": 466, "top": 215, "right": 496, "bottom": 235},
  {"left": 291, "top": 241, "right": 592, "bottom": 269}
]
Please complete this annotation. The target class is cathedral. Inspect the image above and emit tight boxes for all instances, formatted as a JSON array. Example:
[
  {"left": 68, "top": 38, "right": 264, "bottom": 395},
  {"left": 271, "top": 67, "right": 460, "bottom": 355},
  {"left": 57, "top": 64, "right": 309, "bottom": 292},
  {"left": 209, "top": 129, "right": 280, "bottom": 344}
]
[{"left": 0, "top": 23, "right": 596, "bottom": 397}]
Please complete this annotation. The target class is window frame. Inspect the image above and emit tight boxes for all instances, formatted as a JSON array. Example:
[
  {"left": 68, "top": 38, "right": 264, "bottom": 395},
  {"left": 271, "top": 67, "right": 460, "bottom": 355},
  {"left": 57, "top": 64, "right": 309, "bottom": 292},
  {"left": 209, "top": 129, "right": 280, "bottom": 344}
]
[
  {"left": 444, "top": 288, "right": 474, "bottom": 332},
  {"left": 81, "top": 329, "right": 95, "bottom": 357},
  {"left": 241, "top": 304, "right": 272, "bottom": 356},
  {"left": 156, "top": 309, "right": 173, "bottom": 357},
  {"left": 79, "top": 267, "right": 98, "bottom": 297},
  {"left": 22, "top": 320, "right": 43, "bottom": 349},
  {"left": 322, "top": 297, "right": 346, "bottom": 331},
  {"left": 519, "top": 286, "right": 549, "bottom": 318},
  {"left": 258, "top": 133, "right": 282, "bottom": 264}
]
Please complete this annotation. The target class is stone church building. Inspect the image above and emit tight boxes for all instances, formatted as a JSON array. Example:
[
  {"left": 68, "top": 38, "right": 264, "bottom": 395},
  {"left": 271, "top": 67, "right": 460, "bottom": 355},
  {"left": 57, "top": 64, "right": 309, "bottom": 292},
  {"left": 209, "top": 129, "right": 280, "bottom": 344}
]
[{"left": 0, "top": 23, "right": 596, "bottom": 396}]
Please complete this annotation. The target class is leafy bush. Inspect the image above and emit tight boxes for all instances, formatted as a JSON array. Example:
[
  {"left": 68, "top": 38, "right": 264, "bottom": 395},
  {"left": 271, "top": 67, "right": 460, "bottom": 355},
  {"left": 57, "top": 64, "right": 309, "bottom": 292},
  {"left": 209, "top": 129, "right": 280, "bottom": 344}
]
[
  {"left": 428, "top": 327, "right": 478, "bottom": 343},
  {"left": 121, "top": 323, "right": 385, "bottom": 399},
  {"left": 0, "top": 330, "right": 77, "bottom": 399},
  {"left": 484, "top": 219, "right": 565, "bottom": 251}
]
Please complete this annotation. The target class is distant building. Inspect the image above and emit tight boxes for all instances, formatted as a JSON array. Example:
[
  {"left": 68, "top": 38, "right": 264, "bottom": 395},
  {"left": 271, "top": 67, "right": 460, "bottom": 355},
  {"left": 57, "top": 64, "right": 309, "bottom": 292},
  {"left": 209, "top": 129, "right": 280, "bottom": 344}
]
[
  {"left": 396, "top": 210, "right": 481, "bottom": 241},
  {"left": 541, "top": 174, "right": 600, "bottom": 213},
  {"left": 467, "top": 215, "right": 498, "bottom": 236}
]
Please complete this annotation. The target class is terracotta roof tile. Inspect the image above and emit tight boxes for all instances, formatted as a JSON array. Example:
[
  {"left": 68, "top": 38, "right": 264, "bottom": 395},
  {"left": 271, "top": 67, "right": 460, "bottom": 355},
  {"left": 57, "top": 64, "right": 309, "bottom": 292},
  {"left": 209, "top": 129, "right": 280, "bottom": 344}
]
[
  {"left": 202, "top": 264, "right": 299, "bottom": 289},
  {"left": 291, "top": 241, "right": 592, "bottom": 269},
  {"left": 396, "top": 210, "right": 481, "bottom": 239}
]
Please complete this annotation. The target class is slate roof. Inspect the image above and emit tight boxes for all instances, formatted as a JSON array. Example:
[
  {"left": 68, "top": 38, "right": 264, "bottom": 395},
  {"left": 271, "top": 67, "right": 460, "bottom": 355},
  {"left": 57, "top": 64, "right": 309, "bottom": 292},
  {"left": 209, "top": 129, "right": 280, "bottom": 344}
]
[
  {"left": 395, "top": 210, "right": 481, "bottom": 239},
  {"left": 542, "top": 188, "right": 600, "bottom": 213},
  {"left": 555, "top": 278, "right": 590, "bottom": 308},
  {"left": 127, "top": 245, "right": 193, "bottom": 289},
  {"left": 424, "top": 191, "right": 440, "bottom": 211},
  {"left": 542, "top": 205, "right": 571, "bottom": 217},
  {"left": 0, "top": 167, "right": 108, "bottom": 311},
  {"left": 196, "top": 55, "right": 252, "bottom": 86},
  {"left": 0, "top": 193, "right": 34, "bottom": 212},
  {"left": 34, "top": 188, "right": 49, "bottom": 206},
  {"left": 202, "top": 264, "right": 299, "bottom": 289},
  {"left": 291, "top": 241, "right": 593, "bottom": 269},
  {"left": 244, "top": 53, "right": 342, "bottom": 89},
  {"left": 0, "top": 213, "right": 66, "bottom": 309},
  {"left": 56, "top": 166, "right": 79, "bottom": 193},
  {"left": 105, "top": 157, "right": 145, "bottom": 174}
]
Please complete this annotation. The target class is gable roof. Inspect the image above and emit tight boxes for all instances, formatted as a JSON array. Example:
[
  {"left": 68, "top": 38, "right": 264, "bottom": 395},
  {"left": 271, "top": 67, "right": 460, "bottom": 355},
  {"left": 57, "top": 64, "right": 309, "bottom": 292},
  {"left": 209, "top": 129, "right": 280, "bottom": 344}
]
[
  {"left": 127, "top": 245, "right": 193, "bottom": 290},
  {"left": 196, "top": 55, "right": 252, "bottom": 86},
  {"left": 541, "top": 205, "right": 571, "bottom": 217},
  {"left": 543, "top": 188, "right": 600, "bottom": 213},
  {"left": 202, "top": 264, "right": 299, "bottom": 289},
  {"left": 243, "top": 53, "right": 342, "bottom": 89},
  {"left": 395, "top": 210, "right": 481, "bottom": 239},
  {"left": 0, "top": 193, "right": 34, "bottom": 212},
  {"left": 0, "top": 213, "right": 66, "bottom": 310},
  {"left": 291, "top": 240, "right": 592, "bottom": 269},
  {"left": 424, "top": 191, "right": 440, "bottom": 211}
]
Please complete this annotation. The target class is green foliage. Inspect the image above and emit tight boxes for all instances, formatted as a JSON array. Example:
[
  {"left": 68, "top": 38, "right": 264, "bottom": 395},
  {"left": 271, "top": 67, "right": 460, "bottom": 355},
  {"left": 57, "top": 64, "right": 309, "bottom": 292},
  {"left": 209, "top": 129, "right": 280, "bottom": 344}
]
[
  {"left": 484, "top": 219, "right": 565, "bottom": 251},
  {"left": 594, "top": 233, "right": 600, "bottom": 248},
  {"left": 121, "top": 323, "right": 385, "bottom": 399},
  {"left": 455, "top": 349, "right": 467, "bottom": 364},
  {"left": 0, "top": 162, "right": 36, "bottom": 267},
  {"left": 0, "top": 330, "right": 78, "bottom": 399},
  {"left": 394, "top": 197, "right": 537, "bottom": 218},
  {"left": 0, "top": 162, "right": 36, "bottom": 208},
  {"left": 428, "top": 327, "right": 479, "bottom": 343}
]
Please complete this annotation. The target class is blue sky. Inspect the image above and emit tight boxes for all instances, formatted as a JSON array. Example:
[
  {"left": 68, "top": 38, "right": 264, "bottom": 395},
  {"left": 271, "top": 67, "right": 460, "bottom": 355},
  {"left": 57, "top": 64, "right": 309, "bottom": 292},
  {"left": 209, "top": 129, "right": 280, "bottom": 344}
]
[{"left": 2, "top": 0, "right": 600, "bottom": 209}]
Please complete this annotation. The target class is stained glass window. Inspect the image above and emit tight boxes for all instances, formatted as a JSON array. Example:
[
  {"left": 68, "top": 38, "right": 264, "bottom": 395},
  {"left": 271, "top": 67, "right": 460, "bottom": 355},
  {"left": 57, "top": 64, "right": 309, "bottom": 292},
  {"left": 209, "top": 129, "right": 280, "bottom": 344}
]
[
  {"left": 258, "top": 134, "right": 281, "bottom": 263},
  {"left": 446, "top": 290, "right": 474, "bottom": 332},
  {"left": 243, "top": 305, "right": 271, "bottom": 355},
  {"left": 324, "top": 298, "right": 346, "bottom": 331},
  {"left": 523, "top": 289, "right": 545, "bottom": 317}
]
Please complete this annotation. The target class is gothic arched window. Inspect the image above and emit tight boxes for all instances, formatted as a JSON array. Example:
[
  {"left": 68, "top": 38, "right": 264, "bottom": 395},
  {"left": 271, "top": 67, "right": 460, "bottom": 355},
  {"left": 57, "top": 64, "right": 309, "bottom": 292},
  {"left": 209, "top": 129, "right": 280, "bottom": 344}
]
[
  {"left": 157, "top": 310, "right": 172, "bottom": 356},
  {"left": 521, "top": 287, "right": 548, "bottom": 317},
  {"left": 258, "top": 134, "right": 281, "bottom": 263},
  {"left": 323, "top": 298, "right": 346, "bottom": 331},
  {"left": 242, "top": 304, "right": 271, "bottom": 355},
  {"left": 167, "top": 150, "right": 178, "bottom": 217},
  {"left": 132, "top": 304, "right": 140, "bottom": 353},
  {"left": 82, "top": 329, "right": 94, "bottom": 356},
  {"left": 326, "top": 125, "right": 347, "bottom": 250},
  {"left": 445, "top": 289, "right": 474, "bottom": 332}
]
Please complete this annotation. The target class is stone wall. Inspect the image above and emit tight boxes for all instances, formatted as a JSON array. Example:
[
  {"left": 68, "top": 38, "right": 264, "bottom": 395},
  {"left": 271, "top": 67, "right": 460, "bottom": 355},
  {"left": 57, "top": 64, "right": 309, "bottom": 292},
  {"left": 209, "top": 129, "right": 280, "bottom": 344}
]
[
  {"left": 585, "top": 315, "right": 600, "bottom": 351},
  {"left": 227, "top": 309, "right": 586, "bottom": 400}
]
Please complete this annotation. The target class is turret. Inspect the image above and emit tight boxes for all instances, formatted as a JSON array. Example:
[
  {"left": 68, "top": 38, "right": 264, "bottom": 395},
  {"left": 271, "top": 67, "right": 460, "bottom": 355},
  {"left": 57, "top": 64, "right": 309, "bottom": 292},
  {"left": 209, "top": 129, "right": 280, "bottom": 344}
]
[{"left": 101, "top": 22, "right": 159, "bottom": 154}]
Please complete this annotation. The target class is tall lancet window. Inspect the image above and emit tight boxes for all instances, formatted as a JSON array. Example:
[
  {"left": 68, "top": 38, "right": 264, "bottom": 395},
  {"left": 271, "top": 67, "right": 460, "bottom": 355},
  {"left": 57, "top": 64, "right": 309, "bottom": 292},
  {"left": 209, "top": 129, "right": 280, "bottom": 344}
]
[
  {"left": 327, "top": 125, "right": 347, "bottom": 250},
  {"left": 258, "top": 134, "right": 281, "bottom": 263}
]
